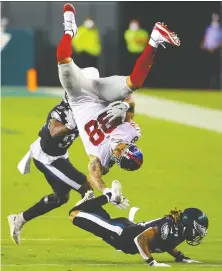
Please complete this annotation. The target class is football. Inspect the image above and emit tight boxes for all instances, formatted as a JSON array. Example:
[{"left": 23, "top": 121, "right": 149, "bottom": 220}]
[{"left": 109, "top": 116, "right": 123, "bottom": 128}]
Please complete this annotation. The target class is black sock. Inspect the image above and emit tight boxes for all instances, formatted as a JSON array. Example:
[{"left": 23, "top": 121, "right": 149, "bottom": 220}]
[
  {"left": 23, "top": 194, "right": 68, "bottom": 221},
  {"left": 69, "top": 194, "right": 109, "bottom": 215}
]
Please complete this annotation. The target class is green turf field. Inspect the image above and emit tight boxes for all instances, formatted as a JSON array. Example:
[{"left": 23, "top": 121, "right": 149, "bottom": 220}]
[{"left": 1, "top": 91, "right": 222, "bottom": 271}]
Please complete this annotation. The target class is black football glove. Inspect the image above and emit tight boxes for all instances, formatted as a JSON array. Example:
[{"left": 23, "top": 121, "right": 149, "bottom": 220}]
[{"left": 175, "top": 252, "right": 200, "bottom": 263}]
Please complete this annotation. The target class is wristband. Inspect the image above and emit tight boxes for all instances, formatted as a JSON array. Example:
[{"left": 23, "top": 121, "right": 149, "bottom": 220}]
[{"left": 146, "top": 257, "right": 155, "bottom": 266}]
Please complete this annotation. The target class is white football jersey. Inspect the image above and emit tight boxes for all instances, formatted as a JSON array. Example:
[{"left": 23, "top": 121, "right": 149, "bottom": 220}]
[{"left": 69, "top": 67, "right": 141, "bottom": 173}]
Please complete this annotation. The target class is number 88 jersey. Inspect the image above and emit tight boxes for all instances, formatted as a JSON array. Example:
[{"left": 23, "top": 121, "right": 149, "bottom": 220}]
[{"left": 72, "top": 98, "right": 141, "bottom": 174}]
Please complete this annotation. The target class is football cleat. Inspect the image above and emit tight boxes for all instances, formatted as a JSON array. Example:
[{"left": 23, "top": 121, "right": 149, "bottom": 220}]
[
  {"left": 75, "top": 190, "right": 95, "bottom": 207},
  {"left": 151, "top": 22, "right": 180, "bottom": 48},
  {"left": 64, "top": 3, "right": 76, "bottom": 14},
  {"left": 8, "top": 214, "right": 25, "bottom": 245},
  {"left": 63, "top": 3, "right": 78, "bottom": 36}
]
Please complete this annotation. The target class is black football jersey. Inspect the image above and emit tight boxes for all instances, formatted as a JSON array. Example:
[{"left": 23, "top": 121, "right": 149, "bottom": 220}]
[
  {"left": 39, "top": 99, "right": 79, "bottom": 156},
  {"left": 117, "top": 216, "right": 185, "bottom": 255}
]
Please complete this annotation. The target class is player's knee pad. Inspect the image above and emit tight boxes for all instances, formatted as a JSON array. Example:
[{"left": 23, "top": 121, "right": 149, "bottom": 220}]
[{"left": 43, "top": 193, "right": 69, "bottom": 207}]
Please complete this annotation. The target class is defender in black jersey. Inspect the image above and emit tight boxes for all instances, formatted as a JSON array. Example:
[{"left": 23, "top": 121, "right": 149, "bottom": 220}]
[
  {"left": 8, "top": 96, "right": 133, "bottom": 245},
  {"left": 70, "top": 189, "right": 208, "bottom": 267},
  {"left": 8, "top": 94, "right": 92, "bottom": 245}
]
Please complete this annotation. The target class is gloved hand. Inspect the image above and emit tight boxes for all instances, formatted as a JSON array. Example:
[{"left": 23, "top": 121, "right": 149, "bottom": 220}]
[
  {"left": 65, "top": 109, "right": 77, "bottom": 130},
  {"left": 148, "top": 259, "right": 171, "bottom": 267},
  {"left": 175, "top": 253, "right": 200, "bottom": 263},
  {"left": 104, "top": 101, "right": 130, "bottom": 123},
  {"left": 113, "top": 196, "right": 130, "bottom": 210},
  {"left": 103, "top": 180, "right": 130, "bottom": 210}
]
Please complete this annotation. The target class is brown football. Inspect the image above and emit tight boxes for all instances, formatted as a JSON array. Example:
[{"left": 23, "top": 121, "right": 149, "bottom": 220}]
[{"left": 109, "top": 117, "right": 123, "bottom": 128}]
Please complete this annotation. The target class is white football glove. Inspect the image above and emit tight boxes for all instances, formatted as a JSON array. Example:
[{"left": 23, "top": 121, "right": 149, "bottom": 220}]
[
  {"left": 150, "top": 260, "right": 171, "bottom": 267},
  {"left": 113, "top": 196, "right": 130, "bottom": 210},
  {"left": 65, "top": 110, "right": 77, "bottom": 130},
  {"left": 104, "top": 101, "right": 129, "bottom": 123},
  {"left": 103, "top": 180, "right": 130, "bottom": 210}
]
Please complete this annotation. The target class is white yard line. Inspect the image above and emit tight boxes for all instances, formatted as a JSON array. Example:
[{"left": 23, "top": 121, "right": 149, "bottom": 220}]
[
  {"left": 2, "top": 263, "right": 222, "bottom": 267},
  {"left": 134, "top": 94, "right": 222, "bottom": 134},
  {"left": 43, "top": 88, "right": 222, "bottom": 133},
  {"left": 1, "top": 238, "right": 101, "bottom": 242}
]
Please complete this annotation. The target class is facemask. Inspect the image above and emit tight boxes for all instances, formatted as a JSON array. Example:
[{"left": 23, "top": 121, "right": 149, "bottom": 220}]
[
  {"left": 129, "top": 23, "right": 139, "bottom": 31},
  {"left": 84, "top": 19, "right": 95, "bottom": 29}
]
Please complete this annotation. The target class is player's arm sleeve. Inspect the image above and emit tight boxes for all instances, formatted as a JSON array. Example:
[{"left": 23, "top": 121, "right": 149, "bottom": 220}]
[
  {"left": 134, "top": 227, "right": 158, "bottom": 261},
  {"left": 88, "top": 155, "right": 107, "bottom": 193}
]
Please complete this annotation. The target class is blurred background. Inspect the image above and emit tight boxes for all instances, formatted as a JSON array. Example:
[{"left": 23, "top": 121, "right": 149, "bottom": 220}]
[{"left": 1, "top": 1, "right": 221, "bottom": 89}]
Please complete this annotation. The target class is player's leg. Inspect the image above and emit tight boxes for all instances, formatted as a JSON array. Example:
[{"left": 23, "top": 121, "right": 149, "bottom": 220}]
[
  {"left": 128, "top": 23, "right": 180, "bottom": 90},
  {"left": 8, "top": 158, "right": 90, "bottom": 244},
  {"left": 93, "top": 23, "right": 180, "bottom": 102},
  {"left": 49, "top": 158, "right": 92, "bottom": 196},
  {"left": 70, "top": 193, "right": 133, "bottom": 250},
  {"left": 57, "top": 4, "right": 94, "bottom": 101},
  {"left": 70, "top": 194, "right": 123, "bottom": 247},
  {"left": 25, "top": 158, "right": 90, "bottom": 215}
]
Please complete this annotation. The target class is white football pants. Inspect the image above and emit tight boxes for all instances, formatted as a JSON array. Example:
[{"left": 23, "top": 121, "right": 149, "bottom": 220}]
[{"left": 58, "top": 60, "right": 133, "bottom": 103}]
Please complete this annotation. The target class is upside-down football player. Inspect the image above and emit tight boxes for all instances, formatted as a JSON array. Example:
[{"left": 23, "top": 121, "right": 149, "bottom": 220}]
[
  {"left": 56, "top": 4, "right": 181, "bottom": 204},
  {"left": 69, "top": 182, "right": 209, "bottom": 267}
]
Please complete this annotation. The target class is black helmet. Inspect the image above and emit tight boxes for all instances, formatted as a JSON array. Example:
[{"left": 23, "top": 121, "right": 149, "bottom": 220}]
[{"left": 181, "top": 208, "right": 208, "bottom": 246}]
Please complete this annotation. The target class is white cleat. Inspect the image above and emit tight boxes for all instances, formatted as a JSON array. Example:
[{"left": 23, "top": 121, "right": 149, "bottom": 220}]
[
  {"left": 63, "top": 3, "right": 78, "bottom": 37},
  {"left": 75, "top": 190, "right": 95, "bottom": 207},
  {"left": 8, "top": 214, "right": 25, "bottom": 245},
  {"left": 151, "top": 22, "right": 181, "bottom": 48}
]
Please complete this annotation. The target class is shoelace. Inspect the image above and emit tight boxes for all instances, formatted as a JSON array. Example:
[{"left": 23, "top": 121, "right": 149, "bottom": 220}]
[{"left": 150, "top": 37, "right": 166, "bottom": 49}]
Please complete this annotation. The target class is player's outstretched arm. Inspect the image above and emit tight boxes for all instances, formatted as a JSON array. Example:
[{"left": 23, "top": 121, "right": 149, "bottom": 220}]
[
  {"left": 134, "top": 227, "right": 171, "bottom": 267},
  {"left": 88, "top": 155, "right": 107, "bottom": 193},
  {"left": 168, "top": 248, "right": 200, "bottom": 263}
]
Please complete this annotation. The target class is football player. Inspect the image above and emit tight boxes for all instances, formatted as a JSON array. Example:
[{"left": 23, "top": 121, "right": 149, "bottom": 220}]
[
  {"left": 7, "top": 94, "right": 88, "bottom": 244},
  {"left": 57, "top": 4, "right": 181, "bottom": 196},
  {"left": 69, "top": 185, "right": 209, "bottom": 267},
  {"left": 8, "top": 93, "right": 132, "bottom": 245}
]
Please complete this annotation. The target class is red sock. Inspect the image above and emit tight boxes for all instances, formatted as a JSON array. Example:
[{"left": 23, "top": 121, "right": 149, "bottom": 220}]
[
  {"left": 56, "top": 34, "right": 72, "bottom": 62},
  {"left": 130, "top": 44, "right": 157, "bottom": 89}
]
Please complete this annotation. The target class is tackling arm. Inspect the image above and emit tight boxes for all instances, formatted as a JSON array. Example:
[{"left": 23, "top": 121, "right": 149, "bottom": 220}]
[
  {"left": 134, "top": 227, "right": 170, "bottom": 267},
  {"left": 49, "top": 119, "right": 70, "bottom": 137},
  {"left": 134, "top": 227, "right": 156, "bottom": 263}
]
